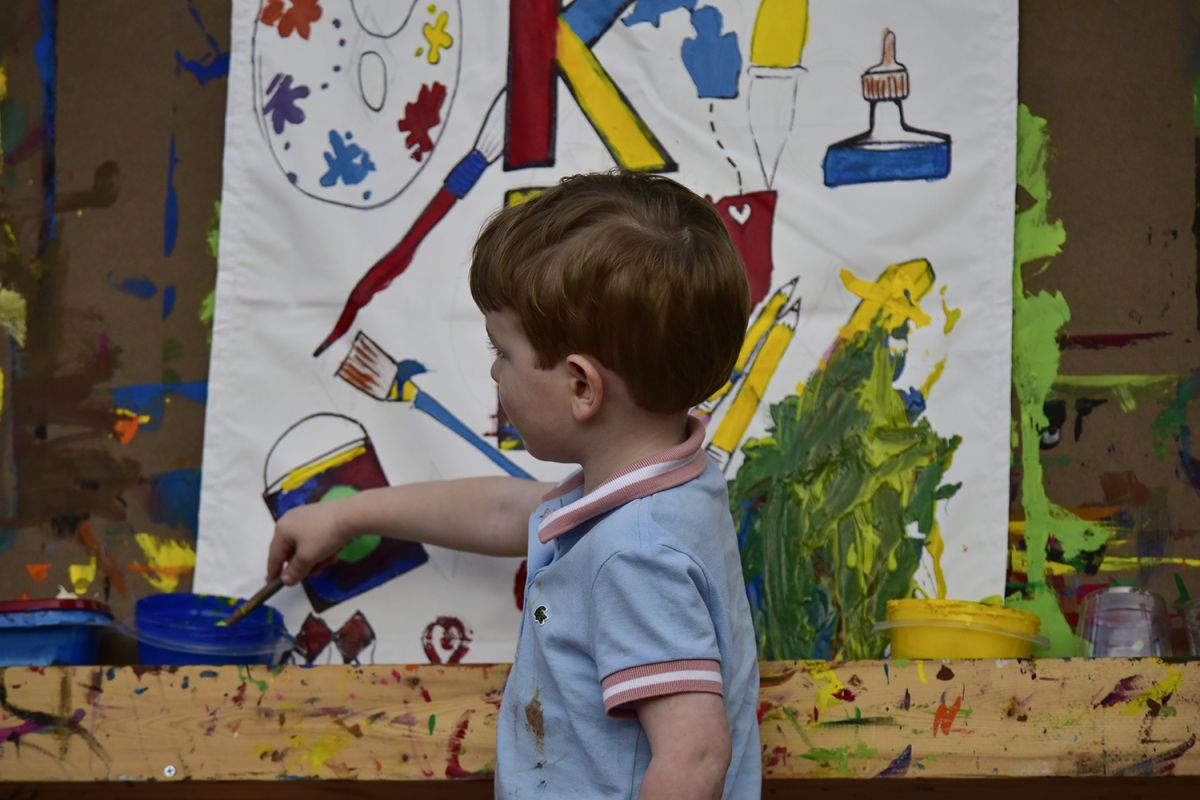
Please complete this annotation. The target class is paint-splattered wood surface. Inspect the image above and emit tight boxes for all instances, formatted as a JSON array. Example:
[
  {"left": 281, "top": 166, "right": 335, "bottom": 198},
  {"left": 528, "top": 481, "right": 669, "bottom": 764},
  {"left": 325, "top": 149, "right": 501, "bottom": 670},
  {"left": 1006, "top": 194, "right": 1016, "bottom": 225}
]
[{"left": 0, "top": 659, "right": 1197, "bottom": 783}]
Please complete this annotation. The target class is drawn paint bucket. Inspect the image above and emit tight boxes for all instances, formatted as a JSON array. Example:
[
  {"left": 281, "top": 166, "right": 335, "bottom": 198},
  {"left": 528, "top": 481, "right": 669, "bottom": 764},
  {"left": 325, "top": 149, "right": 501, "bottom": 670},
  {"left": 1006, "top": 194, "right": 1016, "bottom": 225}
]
[
  {"left": 129, "top": 593, "right": 290, "bottom": 666},
  {"left": 0, "top": 599, "right": 113, "bottom": 666},
  {"left": 263, "top": 413, "right": 428, "bottom": 612}
]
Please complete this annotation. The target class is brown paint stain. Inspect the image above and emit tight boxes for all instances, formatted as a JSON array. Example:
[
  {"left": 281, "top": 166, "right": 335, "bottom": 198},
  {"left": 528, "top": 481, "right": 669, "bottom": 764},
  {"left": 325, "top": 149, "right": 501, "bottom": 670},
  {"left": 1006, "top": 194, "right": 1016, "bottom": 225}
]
[
  {"left": 524, "top": 691, "right": 545, "bottom": 751},
  {"left": 1100, "top": 471, "right": 1151, "bottom": 507},
  {"left": 75, "top": 518, "right": 128, "bottom": 597},
  {"left": 936, "top": 665, "right": 955, "bottom": 681}
]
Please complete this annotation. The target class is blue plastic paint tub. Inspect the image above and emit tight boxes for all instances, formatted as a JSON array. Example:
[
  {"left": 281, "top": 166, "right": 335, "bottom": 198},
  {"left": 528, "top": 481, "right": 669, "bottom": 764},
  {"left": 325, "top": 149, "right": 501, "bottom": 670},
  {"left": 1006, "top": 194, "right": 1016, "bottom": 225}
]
[
  {"left": 0, "top": 599, "right": 113, "bottom": 666},
  {"left": 129, "top": 593, "right": 291, "bottom": 666}
]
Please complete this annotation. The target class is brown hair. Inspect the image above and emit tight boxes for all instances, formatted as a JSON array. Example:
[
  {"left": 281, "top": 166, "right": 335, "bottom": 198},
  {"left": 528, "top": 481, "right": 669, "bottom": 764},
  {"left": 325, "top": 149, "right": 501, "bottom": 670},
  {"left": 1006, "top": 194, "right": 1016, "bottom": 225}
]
[{"left": 470, "top": 171, "right": 750, "bottom": 413}]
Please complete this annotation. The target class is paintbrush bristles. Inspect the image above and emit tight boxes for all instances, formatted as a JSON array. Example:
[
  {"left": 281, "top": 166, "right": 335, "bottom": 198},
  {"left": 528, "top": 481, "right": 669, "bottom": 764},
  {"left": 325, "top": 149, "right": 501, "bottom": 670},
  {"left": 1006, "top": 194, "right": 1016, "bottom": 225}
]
[{"left": 336, "top": 332, "right": 398, "bottom": 401}]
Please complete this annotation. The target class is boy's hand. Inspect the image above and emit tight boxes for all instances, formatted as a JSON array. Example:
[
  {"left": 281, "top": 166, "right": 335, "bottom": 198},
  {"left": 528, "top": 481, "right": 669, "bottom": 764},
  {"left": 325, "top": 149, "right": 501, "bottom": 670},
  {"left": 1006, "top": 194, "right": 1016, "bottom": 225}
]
[
  {"left": 266, "top": 501, "right": 347, "bottom": 586},
  {"left": 636, "top": 692, "right": 731, "bottom": 799}
]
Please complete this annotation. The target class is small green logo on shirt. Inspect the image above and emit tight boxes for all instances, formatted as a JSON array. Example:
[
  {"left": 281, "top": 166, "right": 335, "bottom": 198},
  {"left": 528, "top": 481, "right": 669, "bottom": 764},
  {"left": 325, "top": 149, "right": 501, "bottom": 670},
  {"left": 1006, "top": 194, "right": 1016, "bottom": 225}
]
[{"left": 533, "top": 605, "right": 548, "bottom": 625}]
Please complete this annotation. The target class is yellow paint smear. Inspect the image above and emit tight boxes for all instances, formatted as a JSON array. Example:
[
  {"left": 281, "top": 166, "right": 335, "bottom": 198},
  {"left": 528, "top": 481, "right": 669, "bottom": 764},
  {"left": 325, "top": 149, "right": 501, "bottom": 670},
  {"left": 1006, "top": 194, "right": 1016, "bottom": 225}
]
[
  {"left": 942, "top": 300, "right": 962, "bottom": 334},
  {"left": 750, "top": 0, "right": 809, "bottom": 67},
  {"left": 69, "top": 557, "right": 97, "bottom": 595},
  {"left": 133, "top": 533, "right": 196, "bottom": 592},
  {"left": 289, "top": 732, "right": 351, "bottom": 776},
  {"left": 916, "top": 660, "right": 928, "bottom": 684},
  {"left": 1010, "top": 548, "right": 1200, "bottom": 577},
  {"left": 919, "top": 358, "right": 947, "bottom": 401},
  {"left": 1121, "top": 667, "right": 1183, "bottom": 717},
  {"left": 0, "top": 287, "right": 28, "bottom": 346},
  {"left": 802, "top": 660, "right": 847, "bottom": 715},
  {"left": 927, "top": 521, "right": 947, "bottom": 599},
  {"left": 279, "top": 444, "right": 367, "bottom": 491},
  {"left": 837, "top": 259, "right": 935, "bottom": 346}
]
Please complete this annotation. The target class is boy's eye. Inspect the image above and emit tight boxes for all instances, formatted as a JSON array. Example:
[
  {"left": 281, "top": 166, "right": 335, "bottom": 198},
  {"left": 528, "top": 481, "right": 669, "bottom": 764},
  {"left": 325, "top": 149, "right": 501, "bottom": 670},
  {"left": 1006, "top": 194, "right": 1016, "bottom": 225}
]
[{"left": 486, "top": 340, "right": 502, "bottom": 357}]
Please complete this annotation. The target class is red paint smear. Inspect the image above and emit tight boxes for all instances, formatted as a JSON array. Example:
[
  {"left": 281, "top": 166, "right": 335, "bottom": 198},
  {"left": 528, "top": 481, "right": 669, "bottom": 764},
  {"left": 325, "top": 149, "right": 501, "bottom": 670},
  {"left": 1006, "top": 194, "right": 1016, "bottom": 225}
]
[
  {"left": 445, "top": 709, "right": 477, "bottom": 779},
  {"left": 1095, "top": 675, "right": 1145, "bottom": 708},
  {"left": 932, "top": 695, "right": 962, "bottom": 737},
  {"left": 397, "top": 82, "right": 447, "bottom": 162},
  {"left": 1060, "top": 332, "right": 1170, "bottom": 350},
  {"left": 75, "top": 519, "right": 128, "bottom": 597},
  {"left": 420, "top": 687, "right": 433, "bottom": 703},
  {"left": 832, "top": 687, "right": 856, "bottom": 702},
  {"left": 231, "top": 683, "right": 248, "bottom": 708},
  {"left": 514, "top": 560, "right": 527, "bottom": 611},
  {"left": 25, "top": 563, "right": 51, "bottom": 582},
  {"left": 756, "top": 701, "right": 775, "bottom": 724},
  {"left": 764, "top": 745, "right": 789, "bottom": 768}
]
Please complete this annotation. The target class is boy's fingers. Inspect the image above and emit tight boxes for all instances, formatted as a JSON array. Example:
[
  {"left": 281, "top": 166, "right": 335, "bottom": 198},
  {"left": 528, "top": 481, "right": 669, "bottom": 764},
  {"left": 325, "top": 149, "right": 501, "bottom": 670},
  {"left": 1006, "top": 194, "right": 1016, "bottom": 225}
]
[{"left": 266, "top": 535, "right": 292, "bottom": 581}]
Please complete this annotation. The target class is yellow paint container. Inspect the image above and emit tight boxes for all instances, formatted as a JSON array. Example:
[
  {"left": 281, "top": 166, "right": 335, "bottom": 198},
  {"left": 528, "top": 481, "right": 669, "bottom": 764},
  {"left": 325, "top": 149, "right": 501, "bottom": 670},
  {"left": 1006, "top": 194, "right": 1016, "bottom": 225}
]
[{"left": 875, "top": 600, "right": 1047, "bottom": 659}]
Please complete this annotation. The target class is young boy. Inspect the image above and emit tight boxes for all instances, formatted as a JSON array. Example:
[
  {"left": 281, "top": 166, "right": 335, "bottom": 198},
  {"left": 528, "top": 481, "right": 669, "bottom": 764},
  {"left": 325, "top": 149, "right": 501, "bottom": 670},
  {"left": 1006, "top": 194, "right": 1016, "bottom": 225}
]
[{"left": 267, "top": 171, "right": 761, "bottom": 798}]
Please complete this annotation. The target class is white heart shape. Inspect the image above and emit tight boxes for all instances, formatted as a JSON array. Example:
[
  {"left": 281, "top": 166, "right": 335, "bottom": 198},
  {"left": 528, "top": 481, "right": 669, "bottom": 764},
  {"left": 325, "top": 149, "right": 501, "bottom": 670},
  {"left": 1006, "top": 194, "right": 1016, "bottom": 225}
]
[{"left": 729, "top": 203, "right": 752, "bottom": 225}]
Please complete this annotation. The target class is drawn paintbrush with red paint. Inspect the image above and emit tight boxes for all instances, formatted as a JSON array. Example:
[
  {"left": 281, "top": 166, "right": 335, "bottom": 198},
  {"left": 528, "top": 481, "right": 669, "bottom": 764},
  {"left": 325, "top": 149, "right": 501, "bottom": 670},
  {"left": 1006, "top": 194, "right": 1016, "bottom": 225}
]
[{"left": 313, "top": 89, "right": 507, "bottom": 358}]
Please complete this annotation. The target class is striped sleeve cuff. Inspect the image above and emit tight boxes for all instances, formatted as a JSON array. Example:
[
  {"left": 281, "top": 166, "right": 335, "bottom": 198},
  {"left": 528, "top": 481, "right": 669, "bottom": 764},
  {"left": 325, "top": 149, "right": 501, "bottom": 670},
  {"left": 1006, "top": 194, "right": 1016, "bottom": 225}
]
[{"left": 600, "top": 659, "right": 723, "bottom": 715}]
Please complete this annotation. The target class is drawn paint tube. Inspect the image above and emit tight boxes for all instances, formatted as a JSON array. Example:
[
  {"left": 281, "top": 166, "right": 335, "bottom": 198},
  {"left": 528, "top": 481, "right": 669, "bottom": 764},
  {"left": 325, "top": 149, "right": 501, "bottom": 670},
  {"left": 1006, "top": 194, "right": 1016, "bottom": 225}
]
[
  {"left": 822, "top": 29, "right": 951, "bottom": 187},
  {"left": 262, "top": 413, "right": 428, "bottom": 613}
]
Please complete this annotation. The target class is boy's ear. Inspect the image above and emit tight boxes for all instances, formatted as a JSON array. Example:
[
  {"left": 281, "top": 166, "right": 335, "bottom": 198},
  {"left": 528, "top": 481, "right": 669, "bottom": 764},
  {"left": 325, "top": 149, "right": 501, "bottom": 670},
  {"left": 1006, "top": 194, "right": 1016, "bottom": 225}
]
[{"left": 564, "top": 354, "right": 604, "bottom": 422}]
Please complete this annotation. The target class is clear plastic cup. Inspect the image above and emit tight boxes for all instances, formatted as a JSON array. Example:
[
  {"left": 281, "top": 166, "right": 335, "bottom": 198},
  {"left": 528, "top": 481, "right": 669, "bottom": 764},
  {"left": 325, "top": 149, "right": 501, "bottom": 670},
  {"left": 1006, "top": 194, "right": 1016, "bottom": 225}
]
[
  {"left": 1076, "top": 587, "right": 1172, "bottom": 657},
  {"left": 1183, "top": 600, "right": 1200, "bottom": 657}
]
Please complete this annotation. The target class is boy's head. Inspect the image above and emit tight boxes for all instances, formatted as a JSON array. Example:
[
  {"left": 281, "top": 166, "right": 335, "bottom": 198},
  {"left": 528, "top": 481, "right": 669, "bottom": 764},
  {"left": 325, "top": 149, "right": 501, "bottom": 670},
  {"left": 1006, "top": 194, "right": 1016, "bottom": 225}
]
[{"left": 469, "top": 171, "right": 750, "bottom": 415}]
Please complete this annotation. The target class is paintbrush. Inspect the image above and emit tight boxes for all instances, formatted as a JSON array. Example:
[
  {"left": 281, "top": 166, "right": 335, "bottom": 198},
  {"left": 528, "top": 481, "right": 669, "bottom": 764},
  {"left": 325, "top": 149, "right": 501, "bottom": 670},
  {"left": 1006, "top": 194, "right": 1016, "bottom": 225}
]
[
  {"left": 313, "top": 88, "right": 507, "bottom": 357},
  {"left": 336, "top": 331, "right": 534, "bottom": 479},
  {"left": 218, "top": 576, "right": 284, "bottom": 627}
]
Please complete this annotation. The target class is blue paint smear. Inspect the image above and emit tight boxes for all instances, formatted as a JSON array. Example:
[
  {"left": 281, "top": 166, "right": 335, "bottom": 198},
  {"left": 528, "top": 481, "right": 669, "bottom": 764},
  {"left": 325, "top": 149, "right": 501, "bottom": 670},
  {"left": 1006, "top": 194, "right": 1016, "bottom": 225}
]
[
  {"left": 107, "top": 273, "right": 157, "bottom": 299},
  {"left": 174, "top": 0, "right": 230, "bottom": 86},
  {"left": 110, "top": 381, "right": 207, "bottom": 428},
  {"left": 899, "top": 387, "right": 926, "bottom": 422},
  {"left": 412, "top": 392, "right": 533, "bottom": 479},
  {"left": 162, "top": 285, "right": 177, "bottom": 319},
  {"left": 164, "top": 135, "right": 180, "bottom": 256},
  {"left": 623, "top": 0, "right": 695, "bottom": 28},
  {"left": 394, "top": 358, "right": 428, "bottom": 385},
  {"left": 876, "top": 745, "right": 912, "bottom": 777},
  {"left": 148, "top": 468, "right": 202, "bottom": 538},
  {"left": 563, "top": 0, "right": 634, "bottom": 47},
  {"left": 823, "top": 140, "right": 951, "bottom": 187},
  {"left": 0, "top": 530, "right": 16, "bottom": 556},
  {"left": 319, "top": 130, "right": 375, "bottom": 187},
  {"left": 681, "top": 7, "right": 740, "bottom": 99},
  {"left": 34, "top": 0, "right": 58, "bottom": 252}
]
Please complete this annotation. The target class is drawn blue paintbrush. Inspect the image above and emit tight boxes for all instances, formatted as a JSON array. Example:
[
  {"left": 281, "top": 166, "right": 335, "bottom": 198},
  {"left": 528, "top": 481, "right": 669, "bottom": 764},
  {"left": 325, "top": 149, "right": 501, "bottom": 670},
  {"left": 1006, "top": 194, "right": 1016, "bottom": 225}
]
[{"left": 335, "top": 331, "right": 533, "bottom": 480}]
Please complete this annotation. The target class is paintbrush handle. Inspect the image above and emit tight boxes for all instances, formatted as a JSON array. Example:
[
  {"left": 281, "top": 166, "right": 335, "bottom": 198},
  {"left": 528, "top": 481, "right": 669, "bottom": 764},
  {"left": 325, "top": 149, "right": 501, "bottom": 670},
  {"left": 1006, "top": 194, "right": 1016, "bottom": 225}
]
[{"left": 219, "top": 576, "right": 285, "bottom": 627}]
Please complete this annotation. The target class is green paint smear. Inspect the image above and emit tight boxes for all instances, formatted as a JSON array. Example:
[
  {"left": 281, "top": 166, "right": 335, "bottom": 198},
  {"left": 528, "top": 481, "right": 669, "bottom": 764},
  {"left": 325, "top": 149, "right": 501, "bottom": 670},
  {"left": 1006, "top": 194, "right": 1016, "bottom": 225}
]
[
  {"left": 427, "top": 714, "right": 436, "bottom": 735},
  {"left": 198, "top": 201, "right": 220, "bottom": 346},
  {"left": 1052, "top": 374, "right": 1179, "bottom": 413},
  {"left": 799, "top": 742, "right": 878, "bottom": 777},
  {"left": 730, "top": 316, "right": 961, "bottom": 660},
  {"left": 1193, "top": 71, "right": 1200, "bottom": 131},
  {"left": 1008, "top": 104, "right": 1112, "bottom": 656},
  {"left": 1151, "top": 375, "right": 1198, "bottom": 459},
  {"left": 238, "top": 665, "right": 269, "bottom": 693}
]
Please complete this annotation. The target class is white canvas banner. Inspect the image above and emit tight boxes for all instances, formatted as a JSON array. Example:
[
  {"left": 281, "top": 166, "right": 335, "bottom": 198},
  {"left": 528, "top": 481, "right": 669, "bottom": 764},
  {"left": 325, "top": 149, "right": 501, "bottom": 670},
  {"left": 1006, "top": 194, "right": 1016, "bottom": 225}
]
[{"left": 198, "top": 0, "right": 1017, "bottom": 663}]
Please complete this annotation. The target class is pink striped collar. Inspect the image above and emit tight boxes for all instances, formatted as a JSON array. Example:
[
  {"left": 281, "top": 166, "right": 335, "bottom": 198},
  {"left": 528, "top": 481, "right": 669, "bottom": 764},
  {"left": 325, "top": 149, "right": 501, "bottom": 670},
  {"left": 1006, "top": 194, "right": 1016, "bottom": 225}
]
[{"left": 537, "top": 416, "right": 709, "bottom": 544}]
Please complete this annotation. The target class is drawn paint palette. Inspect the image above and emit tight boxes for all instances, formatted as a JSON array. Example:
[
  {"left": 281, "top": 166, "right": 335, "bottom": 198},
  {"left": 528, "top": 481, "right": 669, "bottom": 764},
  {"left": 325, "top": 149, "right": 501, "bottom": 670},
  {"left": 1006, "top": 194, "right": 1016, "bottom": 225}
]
[
  {"left": 263, "top": 413, "right": 428, "bottom": 612},
  {"left": 252, "top": 0, "right": 461, "bottom": 208}
]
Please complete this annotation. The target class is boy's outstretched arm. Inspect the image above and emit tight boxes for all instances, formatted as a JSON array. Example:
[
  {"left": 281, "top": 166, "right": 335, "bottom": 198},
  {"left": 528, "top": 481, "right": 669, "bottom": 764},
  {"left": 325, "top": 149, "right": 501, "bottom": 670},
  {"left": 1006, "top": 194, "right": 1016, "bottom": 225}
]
[
  {"left": 266, "top": 477, "right": 553, "bottom": 585},
  {"left": 636, "top": 692, "right": 732, "bottom": 799}
]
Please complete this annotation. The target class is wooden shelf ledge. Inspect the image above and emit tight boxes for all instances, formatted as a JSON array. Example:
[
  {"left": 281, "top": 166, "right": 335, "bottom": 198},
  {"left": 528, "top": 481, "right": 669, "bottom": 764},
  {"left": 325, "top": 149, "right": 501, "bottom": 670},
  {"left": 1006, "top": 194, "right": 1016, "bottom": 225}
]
[{"left": 1, "top": 659, "right": 1197, "bottom": 783}]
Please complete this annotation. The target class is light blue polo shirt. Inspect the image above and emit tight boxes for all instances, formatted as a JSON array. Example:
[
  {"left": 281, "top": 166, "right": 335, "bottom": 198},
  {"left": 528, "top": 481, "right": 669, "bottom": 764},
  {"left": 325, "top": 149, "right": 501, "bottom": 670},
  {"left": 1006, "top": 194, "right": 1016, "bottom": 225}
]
[{"left": 495, "top": 419, "right": 761, "bottom": 799}]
